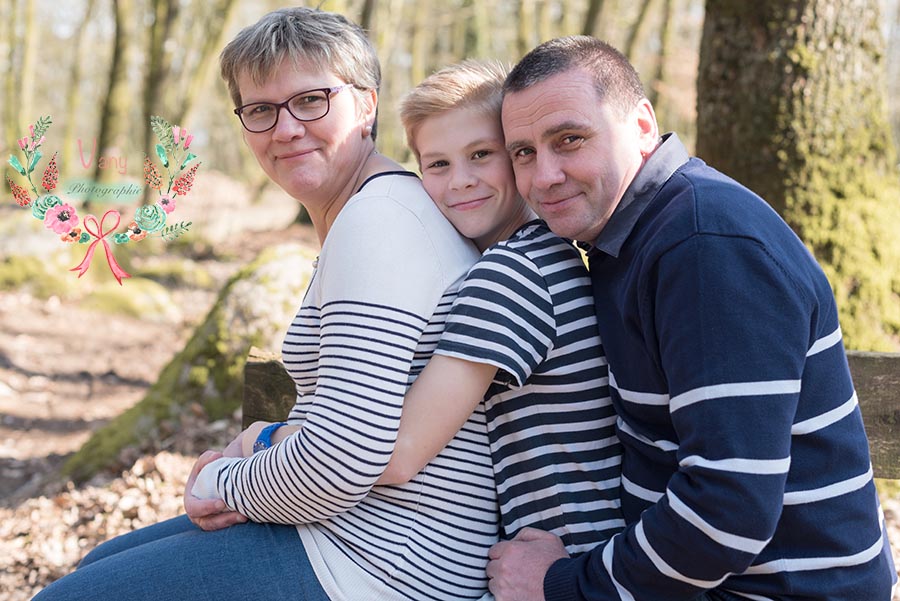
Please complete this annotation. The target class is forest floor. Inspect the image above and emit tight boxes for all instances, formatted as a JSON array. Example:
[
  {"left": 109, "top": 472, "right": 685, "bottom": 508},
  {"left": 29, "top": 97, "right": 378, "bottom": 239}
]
[{"left": 0, "top": 220, "right": 898, "bottom": 600}]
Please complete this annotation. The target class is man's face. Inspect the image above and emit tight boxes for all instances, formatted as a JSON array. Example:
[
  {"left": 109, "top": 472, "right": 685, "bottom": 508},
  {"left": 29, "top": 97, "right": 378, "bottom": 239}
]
[{"left": 501, "top": 68, "right": 657, "bottom": 243}]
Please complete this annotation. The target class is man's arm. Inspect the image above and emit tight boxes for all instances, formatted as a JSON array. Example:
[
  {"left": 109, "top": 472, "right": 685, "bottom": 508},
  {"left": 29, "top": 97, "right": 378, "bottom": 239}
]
[{"left": 497, "top": 234, "right": 812, "bottom": 601}]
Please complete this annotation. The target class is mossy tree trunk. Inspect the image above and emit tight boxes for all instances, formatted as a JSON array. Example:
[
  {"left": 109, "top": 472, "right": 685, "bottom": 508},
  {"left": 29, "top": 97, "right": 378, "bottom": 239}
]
[
  {"left": 63, "top": 245, "right": 316, "bottom": 483},
  {"left": 697, "top": 0, "right": 900, "bottom": 351}
]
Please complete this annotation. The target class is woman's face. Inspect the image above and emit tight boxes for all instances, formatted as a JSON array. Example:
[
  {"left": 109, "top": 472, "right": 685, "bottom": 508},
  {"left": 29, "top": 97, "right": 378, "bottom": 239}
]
[
  {"left": 416, "top": 107, "right": 526, "bottom": 251},
  {"left": 237, "top": 60, "right": 375, "bottom": 204}
]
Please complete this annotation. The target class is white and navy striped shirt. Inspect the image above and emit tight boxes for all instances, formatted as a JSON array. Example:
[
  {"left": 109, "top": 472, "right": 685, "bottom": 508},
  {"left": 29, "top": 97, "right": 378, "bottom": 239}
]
[
  {"left": 436, "top": 221, "right": 624, "bottom": 555},
  {"left": 200, "top": 173, "right": 499, "bottom": 601}
]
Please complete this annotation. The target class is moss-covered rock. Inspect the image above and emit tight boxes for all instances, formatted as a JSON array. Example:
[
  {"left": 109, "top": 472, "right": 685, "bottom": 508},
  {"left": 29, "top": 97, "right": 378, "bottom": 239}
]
[
  {"left": 79, "top": 277, "right": 182, "bottom": 322},
  {"left": 0, "top": 255, "right": 79, "bottom": 299},
  {"left": 131, "top": 257, "right": 216, "bottom": 289},
  {"left": 63, "top": 243, "right": 316, "bottom": 482}
]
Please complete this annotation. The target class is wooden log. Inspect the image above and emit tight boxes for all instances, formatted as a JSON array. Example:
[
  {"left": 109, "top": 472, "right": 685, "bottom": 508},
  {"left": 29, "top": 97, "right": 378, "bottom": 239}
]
[
  {"left": 847, "top": 351, "right": 900, "bottom": 479},
  {"left": 241, "top": 347, "right": 900, "bottom": 478},
  {"left": 241, "top": 347, "right": 296, "bottom": 429}
]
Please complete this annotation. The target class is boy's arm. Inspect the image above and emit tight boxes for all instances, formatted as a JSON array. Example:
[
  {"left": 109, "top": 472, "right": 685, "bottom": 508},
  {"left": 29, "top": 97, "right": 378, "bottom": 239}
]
[{"left": 377, "top": 355, "right": 497, "bottom": 484}]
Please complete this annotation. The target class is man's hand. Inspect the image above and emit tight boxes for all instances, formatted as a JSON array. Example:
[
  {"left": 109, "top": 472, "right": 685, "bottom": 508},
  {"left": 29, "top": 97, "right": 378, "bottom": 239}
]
[
  {"left": 486, "top": 528, "right": 569, "bottom": 601},
  {"left": 184, "top": 450, "right": 248, "bottom": 531}
]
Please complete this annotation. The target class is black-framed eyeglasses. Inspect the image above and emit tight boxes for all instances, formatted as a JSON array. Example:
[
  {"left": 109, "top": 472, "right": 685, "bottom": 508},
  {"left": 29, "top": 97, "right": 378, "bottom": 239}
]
[{"left": 233, "top": 84, "right": 354, "bottom": 133}]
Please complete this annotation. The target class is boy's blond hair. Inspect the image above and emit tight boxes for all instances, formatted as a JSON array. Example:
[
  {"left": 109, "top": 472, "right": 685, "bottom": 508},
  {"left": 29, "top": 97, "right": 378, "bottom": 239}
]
[{"left": 400, "top": 59, "right": 510, "bottom": 161}]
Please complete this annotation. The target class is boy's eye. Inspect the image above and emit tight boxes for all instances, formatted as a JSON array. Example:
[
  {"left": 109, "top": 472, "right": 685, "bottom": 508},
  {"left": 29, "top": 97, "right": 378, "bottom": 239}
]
[
  {"left": 471, "top": 149, "right": 491, "bottom": 160},
  {"left": 426, "top": 160, "right": 449, "bottom": 169}
]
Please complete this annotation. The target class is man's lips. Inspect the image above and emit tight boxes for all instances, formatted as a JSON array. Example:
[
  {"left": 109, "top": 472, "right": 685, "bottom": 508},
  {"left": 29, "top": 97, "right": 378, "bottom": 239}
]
[{"left": 538, "top": 193, "right": 580, "bottom": 210}]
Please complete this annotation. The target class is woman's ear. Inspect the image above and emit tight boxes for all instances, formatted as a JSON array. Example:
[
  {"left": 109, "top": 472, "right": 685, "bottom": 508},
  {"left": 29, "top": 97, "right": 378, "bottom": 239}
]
[{"left": 360, "top": 87, "right": 378, "bottom": 131}]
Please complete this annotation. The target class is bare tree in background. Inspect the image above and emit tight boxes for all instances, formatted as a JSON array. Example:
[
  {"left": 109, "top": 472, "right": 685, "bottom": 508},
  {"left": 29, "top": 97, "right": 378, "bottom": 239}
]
[
  {"left": 582, "top": 0, "right": 605, "bottom": 35},
  {"left": 92, "top": 0, "right": 136, "bottom": 188}
]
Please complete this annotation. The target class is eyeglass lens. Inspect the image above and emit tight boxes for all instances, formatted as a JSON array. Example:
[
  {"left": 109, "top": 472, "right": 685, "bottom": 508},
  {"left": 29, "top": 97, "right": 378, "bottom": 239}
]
[{"left": 241, "top": 89, "right": 332, "bottom": 132}]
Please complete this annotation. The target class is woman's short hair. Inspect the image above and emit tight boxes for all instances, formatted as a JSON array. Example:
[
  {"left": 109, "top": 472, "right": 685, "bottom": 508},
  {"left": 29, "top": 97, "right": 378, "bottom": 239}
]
[
  {"left": 220, "top": 7, "right": 381, "bottom": 137},
  {"left": 504, "top": 35, "right": 645, "bottom": 119},
  {"left": 400, "top": 59, "right": 510, "bottom": 160}
]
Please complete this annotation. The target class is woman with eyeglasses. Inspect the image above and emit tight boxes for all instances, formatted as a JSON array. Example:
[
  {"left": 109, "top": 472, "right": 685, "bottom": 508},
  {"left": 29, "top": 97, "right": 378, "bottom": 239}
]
[{"left": 33, "top": 8, "right": 498, "bottom": 601}]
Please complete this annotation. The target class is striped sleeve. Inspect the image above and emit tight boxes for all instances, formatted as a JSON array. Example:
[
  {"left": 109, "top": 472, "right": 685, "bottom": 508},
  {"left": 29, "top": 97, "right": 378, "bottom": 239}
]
[
  {"left": 212, "top": 198, "right": 450, "bottom": 524},
  {"left": 436, "top": 245, "right": 555, "bottom": 386}
]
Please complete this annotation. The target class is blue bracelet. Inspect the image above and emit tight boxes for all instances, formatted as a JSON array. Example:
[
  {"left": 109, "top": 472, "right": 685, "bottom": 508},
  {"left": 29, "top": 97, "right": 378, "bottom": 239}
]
[{"left": 252, "top": 422, "right": 288, "bottom": 453}]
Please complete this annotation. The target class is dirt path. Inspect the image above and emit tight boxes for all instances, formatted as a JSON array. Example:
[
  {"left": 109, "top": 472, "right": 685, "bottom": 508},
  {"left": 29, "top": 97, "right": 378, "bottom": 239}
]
[{"left": 0, "top": 222, "right": 317, "bottom": 506}]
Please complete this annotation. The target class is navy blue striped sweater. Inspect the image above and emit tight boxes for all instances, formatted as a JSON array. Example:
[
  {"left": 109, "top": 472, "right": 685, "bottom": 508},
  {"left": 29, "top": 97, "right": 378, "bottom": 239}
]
[{"left": 544, "top": 134, "right": 897, "bottom": 600}]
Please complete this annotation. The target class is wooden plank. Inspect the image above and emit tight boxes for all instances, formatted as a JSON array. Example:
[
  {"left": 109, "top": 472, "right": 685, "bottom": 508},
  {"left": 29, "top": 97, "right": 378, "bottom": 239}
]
[
  {"left": 241, "top": 347, "right": 296, "bottom": 429},
  {"left": 241, "top": 347, "right": 900, "bottom": 478},
  {"left": 847, "top": 351, "right": 900, "bottom": 480}
]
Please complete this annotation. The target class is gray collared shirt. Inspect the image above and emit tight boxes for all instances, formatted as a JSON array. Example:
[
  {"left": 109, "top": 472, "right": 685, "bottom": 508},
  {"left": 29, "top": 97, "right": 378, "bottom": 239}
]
[{"left": 584, "top": 132, "right": 690, "bottom": 258}]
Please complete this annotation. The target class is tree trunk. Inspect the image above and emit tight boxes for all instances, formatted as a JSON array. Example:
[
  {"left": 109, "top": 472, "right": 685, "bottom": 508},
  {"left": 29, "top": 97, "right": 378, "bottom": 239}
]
[
  {"left": 697, "top": 0, "right": 900, "bottom": 351},
  {"left": 888, "top": 0, "right": 900, "bottom": 148},
  {"left": 93, "top": 0, "right": 136, "bottom": 188},
  {"left": 171, "top": 0, "right": 239, "bottom": 126},
  {"left": 359, "top": 0, "right": 376, "bottom": 30},
  {"left": 18, "top": 0, "right": 36, "bottom": 135},
  {"left": 582, "top": 0, "right": 605, "bottom": 36},
  {"left": 518, "top": 0, "right": 536, "bottom": 57},
  {"left": 623, "top": 0, "right": 654, "bottom": 60},
  {"left": 537, "top": 0, "right": 553, "bottom": 43},
  {"left": 2, "top": 0, "right": 20, "bottom": 155},
  {"left": 63, "top": 0, "right": 98, "bottom": 181},
  {"left": 648, "top": 0, "right": 673, "bottom": 107},
  {"left": 143, "top": 0, "right": 179, "bottom": 163}
]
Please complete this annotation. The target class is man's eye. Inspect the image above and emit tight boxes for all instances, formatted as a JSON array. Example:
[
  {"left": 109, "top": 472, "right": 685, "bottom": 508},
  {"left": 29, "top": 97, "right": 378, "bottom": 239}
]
[
  {"left": 561, "top": 135, "right": 584, "bottom": 146},
  {"left": 248, "top": 104, "right": 274, "bottom": 116},
  {"left": 513, "top": 147, "right": 534, "bottom": 159}
]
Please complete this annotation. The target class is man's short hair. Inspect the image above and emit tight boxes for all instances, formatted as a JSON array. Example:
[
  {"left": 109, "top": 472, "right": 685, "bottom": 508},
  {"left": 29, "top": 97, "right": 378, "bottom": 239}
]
[
  {"left": 504, "top": 36, "right": 645, "bottom": 118},
  {"left": 400, "top": 59, "right": 510, "bottom": 160}
]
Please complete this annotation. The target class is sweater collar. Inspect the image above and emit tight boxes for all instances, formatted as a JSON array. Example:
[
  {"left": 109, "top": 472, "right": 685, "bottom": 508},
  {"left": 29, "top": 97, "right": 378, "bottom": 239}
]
[{"left": 583, "top": 132, "right": 689, "bottom": 258}]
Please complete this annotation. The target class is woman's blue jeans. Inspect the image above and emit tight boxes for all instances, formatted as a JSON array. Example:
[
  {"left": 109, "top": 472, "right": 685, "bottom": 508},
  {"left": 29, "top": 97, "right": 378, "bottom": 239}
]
[{"left": 32, "top": 514, "right": 330, "bottom": 600}]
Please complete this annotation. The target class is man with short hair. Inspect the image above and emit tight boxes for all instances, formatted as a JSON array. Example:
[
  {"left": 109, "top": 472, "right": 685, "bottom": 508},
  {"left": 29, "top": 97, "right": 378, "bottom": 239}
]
[{"left": 487, "top": 35, "right": 897, "bottom": 601}]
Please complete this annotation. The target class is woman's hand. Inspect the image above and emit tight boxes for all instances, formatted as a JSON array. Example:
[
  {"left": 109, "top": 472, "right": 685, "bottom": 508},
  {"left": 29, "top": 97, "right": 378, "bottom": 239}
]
[
  {"left": 222, "top": 431, "right": 245, "bottom": 457},
  {"left": 184, "top": 450, "right": 248, "bottom": 531}
]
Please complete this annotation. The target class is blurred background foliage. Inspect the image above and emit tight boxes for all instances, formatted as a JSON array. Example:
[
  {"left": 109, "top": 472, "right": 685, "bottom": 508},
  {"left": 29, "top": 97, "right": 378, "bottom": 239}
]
[{"left": 2, "top": 0, "right": 899, "bottom": 348}]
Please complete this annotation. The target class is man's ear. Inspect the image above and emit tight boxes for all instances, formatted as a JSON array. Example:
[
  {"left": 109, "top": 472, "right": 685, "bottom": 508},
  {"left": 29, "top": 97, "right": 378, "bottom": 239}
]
[{"left": 634, "top": 98, "right": 660, "bottom": 156}]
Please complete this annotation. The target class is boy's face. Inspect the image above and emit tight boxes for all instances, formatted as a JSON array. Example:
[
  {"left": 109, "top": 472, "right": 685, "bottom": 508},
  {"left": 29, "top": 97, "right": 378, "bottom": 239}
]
[{"left": 416, "top": 106, "right": 527, "bottom": 251}]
